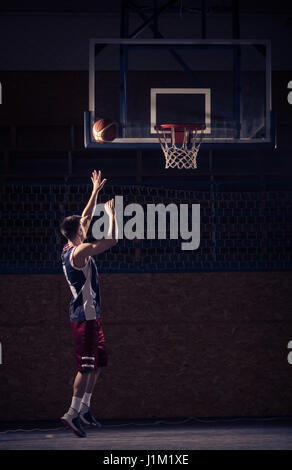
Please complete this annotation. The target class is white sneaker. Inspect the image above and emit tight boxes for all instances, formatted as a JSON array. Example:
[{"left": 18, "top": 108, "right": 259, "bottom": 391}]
[{"left": 61, "top": 410, "right": 87, "bottom": 437}]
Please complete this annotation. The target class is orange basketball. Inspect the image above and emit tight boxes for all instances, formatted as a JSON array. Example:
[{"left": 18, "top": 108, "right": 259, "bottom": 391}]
[{"left": 92, "top": 119, "right": 117, "bottom": 143}]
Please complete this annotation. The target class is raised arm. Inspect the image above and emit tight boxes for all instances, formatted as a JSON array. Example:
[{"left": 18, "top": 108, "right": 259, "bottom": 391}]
[
  {"left": 80, "top": 170, "right": 107, "bottom": 236},
  {"left": 74, "top": 198, "right": 117, "bottom": 268}
]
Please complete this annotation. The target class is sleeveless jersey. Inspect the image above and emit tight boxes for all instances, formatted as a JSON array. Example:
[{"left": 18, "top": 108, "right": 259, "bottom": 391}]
[{"left": 61, "top": 244, "right": 101, "bottom": 322}]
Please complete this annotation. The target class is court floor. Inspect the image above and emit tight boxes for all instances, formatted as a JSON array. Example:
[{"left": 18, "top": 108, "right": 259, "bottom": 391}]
[{"left": 0, "top": 418, "right": 292, "bottom": 450}]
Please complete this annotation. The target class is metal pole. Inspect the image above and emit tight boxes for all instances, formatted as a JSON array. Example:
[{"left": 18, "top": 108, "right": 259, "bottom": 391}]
[
  {"left": 120, "top": 1, "right": 129, "bottom": 138},
  {"left": 266, "top": 40, "right": 272, "bottom": 142},
  {"left": 89, "top": 39, "right": 95, "bottom": 113},
  {"left": 232, "top": 0, "right": 241, "bottom": 139},
  {"left": 201, "top": 0, "right": 206, "bottom": 39},
  {"left": 153, "top": 0, "right": 159, "bottom": 38}
]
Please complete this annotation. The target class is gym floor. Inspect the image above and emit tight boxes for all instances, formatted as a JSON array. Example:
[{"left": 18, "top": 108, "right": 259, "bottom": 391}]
[{"left": 0, "top": 418, "right": 292, "bottom": 450}]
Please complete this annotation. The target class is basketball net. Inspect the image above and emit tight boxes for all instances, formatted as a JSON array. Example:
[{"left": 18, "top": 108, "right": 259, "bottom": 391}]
[{"left": 155, "top": 125, "right": 204, "bottom": 170}]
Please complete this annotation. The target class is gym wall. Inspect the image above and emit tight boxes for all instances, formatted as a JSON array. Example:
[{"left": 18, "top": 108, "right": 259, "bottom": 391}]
[{"left": 0, "top": 271, "right": 292, "bottom": 420}]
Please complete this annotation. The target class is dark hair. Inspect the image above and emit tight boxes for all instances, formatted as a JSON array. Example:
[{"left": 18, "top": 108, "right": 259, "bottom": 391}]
[{"left": 60, "top": 215, "right": 82, "bottom": 240}]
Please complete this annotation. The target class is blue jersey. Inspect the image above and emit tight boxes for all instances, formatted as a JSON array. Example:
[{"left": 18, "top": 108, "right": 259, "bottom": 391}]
[{"left": 61, "top": 244, "right": 101, "bottom": 322}]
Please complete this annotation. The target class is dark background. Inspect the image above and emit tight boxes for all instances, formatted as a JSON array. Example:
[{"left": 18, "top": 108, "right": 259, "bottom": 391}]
[{"left": 0, "top": 0, "right": 292, "bottom": 421}]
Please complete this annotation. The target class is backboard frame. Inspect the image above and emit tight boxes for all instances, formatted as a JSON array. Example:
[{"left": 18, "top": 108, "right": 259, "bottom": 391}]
[{"left": 84, "top": 38, "right": 274, "bottom": 150}]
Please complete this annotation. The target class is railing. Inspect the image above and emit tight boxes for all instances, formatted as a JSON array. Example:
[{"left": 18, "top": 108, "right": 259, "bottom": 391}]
[{"left": 1, "top": 179, "right": 292, "bottom": 274}]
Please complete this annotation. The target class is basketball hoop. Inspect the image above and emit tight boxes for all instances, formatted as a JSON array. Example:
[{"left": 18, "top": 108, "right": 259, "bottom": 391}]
[{"left": 155, "top": 124, "right": 206, "bottom": 169}]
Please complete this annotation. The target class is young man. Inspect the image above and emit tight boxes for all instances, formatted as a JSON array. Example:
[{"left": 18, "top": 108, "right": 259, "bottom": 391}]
[{"left": 60, "top": 170, "right": 117, "bottom": 438}]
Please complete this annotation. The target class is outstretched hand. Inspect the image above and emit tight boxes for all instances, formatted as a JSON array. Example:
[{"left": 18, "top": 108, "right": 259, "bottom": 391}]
[
  {"left": 105, "top": 198, "right": 115, "bottom": 217},
  {"left": 91, "top": 170, "right": 107, "bottom": 192}
]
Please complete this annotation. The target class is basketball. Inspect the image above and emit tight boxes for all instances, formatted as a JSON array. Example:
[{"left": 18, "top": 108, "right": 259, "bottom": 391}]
[{"left": 92, "top": 119, "right": 117, "bottom": 143}]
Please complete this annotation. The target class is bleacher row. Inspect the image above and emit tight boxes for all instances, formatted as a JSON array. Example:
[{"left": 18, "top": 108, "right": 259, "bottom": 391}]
[{"left": 0, "top": 182, "right": 291, "bottom": 273}]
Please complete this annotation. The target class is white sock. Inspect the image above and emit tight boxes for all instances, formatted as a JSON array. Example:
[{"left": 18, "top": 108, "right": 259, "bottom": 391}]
[
  {"left": 68, "top": 396, "right": 82, "bottom": 416},
  {"left": 81, "top": 392, "right": 92, "bottom": 408}
]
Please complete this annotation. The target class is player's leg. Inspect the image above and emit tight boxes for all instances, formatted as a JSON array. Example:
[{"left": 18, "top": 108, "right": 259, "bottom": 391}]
[
  {"left": 73, "top": 371, "right": 91, "bottom": 399},
  {"left": 79, "top": 369, "right": 102, "bottom": 427},
  {"left": 79, "top": 320, "right": 108, "bottom": 428},
  {"left": 61, "top": 320, "right": 96, "bottom": 437},
  {"left": 65, "top": 371, "right": 91, "bottom": 414},
  {"left": 85, "top": 368, "right": 101, "bottom": 396},
  {"left": 61, "top": 371, "right": 89, "bottom": 437}
]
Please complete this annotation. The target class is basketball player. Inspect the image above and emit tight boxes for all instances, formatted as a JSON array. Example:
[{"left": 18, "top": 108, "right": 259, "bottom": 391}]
[{"left": 60, "top": 170, "right": 117, "bottom": 437}]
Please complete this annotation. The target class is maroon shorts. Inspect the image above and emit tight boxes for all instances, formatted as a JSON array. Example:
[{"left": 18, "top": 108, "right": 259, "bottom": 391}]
[{"left": 71, "top": 318, "right": 108, "bottom": 373}]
